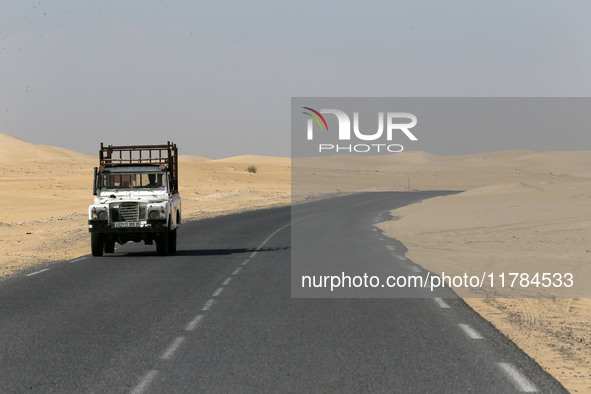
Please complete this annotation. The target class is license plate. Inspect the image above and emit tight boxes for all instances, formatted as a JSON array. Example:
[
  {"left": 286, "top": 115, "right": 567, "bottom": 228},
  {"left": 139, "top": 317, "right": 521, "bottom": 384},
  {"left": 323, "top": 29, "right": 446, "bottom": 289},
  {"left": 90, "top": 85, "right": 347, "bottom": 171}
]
[{"left": 114, "top": 222, "right": 140, "bottom": 228}]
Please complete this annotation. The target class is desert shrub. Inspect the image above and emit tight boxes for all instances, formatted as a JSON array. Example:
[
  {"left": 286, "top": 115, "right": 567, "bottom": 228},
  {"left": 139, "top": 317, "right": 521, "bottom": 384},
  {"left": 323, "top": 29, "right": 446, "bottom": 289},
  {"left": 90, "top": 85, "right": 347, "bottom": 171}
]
[{"left": 247, "top": 165, "right": 257, "bottom": 174}]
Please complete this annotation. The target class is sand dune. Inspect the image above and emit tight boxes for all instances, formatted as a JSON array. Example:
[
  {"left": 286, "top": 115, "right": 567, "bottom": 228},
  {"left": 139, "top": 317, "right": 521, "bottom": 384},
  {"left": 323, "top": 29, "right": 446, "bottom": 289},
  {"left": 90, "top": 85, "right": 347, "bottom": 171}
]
[
  {"left": 178, "top": 154, "right": 210, "bottom": 162},
  {"left": 0, "top": 134, "right": 94, "bottom": 163},
  {"left": 211, "top": 155, "right": 291, "bottom": 166}
]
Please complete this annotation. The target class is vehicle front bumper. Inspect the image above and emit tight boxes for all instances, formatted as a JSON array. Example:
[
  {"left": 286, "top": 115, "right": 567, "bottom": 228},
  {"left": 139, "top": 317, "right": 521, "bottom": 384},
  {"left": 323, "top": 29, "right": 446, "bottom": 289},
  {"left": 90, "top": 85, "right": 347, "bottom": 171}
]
[{"left": 88, "top": 219, "right": 167, "bottom": 233}]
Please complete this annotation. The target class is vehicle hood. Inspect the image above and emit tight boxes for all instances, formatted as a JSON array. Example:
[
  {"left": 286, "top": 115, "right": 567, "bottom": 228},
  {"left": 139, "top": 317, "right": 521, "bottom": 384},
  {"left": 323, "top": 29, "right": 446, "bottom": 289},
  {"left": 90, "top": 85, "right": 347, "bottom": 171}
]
[{"left": 94, "top": 190, "right": 168, "bottom": 204}]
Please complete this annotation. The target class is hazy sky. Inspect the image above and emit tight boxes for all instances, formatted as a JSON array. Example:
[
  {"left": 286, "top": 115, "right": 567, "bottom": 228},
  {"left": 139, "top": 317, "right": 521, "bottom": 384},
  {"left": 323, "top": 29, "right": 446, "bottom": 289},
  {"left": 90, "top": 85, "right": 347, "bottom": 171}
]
[{"left": 2, "top": 1, "right": 591, "bottom": 158}]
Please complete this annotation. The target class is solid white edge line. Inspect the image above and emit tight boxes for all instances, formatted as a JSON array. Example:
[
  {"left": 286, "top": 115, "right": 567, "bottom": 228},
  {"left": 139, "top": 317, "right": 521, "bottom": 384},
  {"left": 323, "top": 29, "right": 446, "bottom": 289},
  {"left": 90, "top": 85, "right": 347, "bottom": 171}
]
[
  {"left": 458, "top": 323, "right": 484, "bottom": 339},
  {"left": 434, "top": 297, "right": 450, "bottom": 309},
  {"left": 222, "top": 277, "right": 232, "bottom": 286},
  {"left": 497, "top": 362, "right": 538, "bottom": 393},
  {"left": 243, "top": 219, "right": 296, "bottom": 263},
  {"left": 212, "top": 287, "right": 224, "bottom": 297},
  {"left": 130, "top": 370, "right": 158, "bottom": 394},
  {"left": 26, "top": 269, "right": 49, "bottom": 277},
  {"left": 70, "top": 257, "right": 87, "bottom": 263},
  {"left": 257, "top": 220, "right": 295, "bottom": 249},
  {"left": 160, "top": 336, "right": 185, "bottom": 360},
  {"left": 186, "top": 315, "right": 203, "bottom": 331}
]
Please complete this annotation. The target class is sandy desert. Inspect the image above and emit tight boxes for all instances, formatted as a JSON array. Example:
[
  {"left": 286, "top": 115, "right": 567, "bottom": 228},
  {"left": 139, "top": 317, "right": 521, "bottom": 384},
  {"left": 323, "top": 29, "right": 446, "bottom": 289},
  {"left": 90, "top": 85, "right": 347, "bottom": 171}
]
[{"left": 1, "top": 133, "right": 590, "bottom": 392}]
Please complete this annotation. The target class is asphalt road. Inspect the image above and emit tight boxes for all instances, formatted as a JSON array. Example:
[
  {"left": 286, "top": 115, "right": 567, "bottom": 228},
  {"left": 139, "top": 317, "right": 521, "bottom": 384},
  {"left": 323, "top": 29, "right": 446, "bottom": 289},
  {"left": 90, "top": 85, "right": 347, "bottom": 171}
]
[{"left": 0, "top": 192, "right": 566, "bottom": 393}]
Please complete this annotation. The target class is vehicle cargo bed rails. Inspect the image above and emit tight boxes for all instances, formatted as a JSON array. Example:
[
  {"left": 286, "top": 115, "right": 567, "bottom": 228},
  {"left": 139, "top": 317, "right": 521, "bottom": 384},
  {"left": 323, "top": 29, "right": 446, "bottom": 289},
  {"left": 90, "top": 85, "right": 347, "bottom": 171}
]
[{"left": 99, "top": 142, "right": 178, "bottom": 192}]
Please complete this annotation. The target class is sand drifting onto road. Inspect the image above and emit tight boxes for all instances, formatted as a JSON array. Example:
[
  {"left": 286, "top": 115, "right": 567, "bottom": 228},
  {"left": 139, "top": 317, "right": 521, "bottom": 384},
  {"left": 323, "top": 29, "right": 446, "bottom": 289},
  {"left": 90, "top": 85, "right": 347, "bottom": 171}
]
[
  {"left": 373, "top": 151, "right": 591, "bottom": 392},
  {"left": 1, "top": 133, "right": 589, "bottom": 391}
]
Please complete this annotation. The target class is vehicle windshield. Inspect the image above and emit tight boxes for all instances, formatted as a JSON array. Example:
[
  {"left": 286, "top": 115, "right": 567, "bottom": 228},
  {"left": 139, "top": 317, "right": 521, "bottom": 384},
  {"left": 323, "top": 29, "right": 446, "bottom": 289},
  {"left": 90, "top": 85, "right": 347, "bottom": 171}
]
[{"left": 99, "top": 172, "right": 167, "bottom": 190}]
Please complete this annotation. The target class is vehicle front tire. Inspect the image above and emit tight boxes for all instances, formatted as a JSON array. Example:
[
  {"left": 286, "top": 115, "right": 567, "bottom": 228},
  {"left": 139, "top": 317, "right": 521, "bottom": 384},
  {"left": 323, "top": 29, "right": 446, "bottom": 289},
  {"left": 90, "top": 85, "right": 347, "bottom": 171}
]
[
  {"left": 91, "top": 233, "right": 104, "bottom": 257},
  {"left": 168, "top": 228, "right": 177, "bottom": 254},
  {"left": 156, "top": 231, "right": 169, "bottom": 255},
  {"left": 104, "top": 239, "right": 115, "bottom": 253}
]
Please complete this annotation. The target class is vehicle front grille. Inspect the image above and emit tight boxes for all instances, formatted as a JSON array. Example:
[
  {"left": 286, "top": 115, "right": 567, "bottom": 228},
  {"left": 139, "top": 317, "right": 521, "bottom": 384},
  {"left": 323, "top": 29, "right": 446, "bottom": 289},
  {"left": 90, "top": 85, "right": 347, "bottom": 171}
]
[
  {"left": 119, "top": 202, "right": 139, "bottom": 221},
  {"left": 109, "top": 202, "right": 148, "bottom": 222}
]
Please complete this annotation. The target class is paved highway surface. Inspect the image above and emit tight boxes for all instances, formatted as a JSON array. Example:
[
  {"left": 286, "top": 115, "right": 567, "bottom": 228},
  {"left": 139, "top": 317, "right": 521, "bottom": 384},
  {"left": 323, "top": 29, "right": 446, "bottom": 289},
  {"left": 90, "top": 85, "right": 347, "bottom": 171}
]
[{"left": 0, "top": 192, "right": 566, "bottom": 393}]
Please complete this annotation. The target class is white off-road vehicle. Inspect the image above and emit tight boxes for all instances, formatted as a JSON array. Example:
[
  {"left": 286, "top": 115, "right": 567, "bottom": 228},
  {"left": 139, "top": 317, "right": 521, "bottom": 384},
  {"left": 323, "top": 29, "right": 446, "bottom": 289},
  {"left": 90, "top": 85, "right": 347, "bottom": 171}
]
[{"left": 88, "top": 142, "right": 181, "bottom": 256}]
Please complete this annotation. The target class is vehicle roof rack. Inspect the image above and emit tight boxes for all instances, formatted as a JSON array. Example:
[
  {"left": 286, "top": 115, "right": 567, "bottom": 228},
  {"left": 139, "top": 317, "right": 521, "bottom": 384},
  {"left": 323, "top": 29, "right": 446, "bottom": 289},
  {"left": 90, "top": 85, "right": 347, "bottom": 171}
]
[{"left": 98, "top": 142, "right": 178, "bottom": 192}]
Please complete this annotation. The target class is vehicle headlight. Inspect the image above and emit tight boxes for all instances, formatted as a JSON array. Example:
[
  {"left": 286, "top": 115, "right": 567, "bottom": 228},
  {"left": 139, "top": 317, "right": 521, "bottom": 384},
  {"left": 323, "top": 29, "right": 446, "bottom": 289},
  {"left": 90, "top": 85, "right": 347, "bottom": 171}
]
[
  {"left": 148, "top": 210, "right": 160, "bottom": 220},
  {"left": 97, "top": 210, "right": 108, "bottom": 220}
]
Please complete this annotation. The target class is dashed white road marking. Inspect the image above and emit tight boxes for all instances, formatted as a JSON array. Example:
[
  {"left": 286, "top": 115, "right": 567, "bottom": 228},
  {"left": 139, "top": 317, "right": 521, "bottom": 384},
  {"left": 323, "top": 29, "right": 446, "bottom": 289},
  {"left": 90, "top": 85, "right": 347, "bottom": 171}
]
[
  {"left": 372, "top": 228, "right": 378, "bottom": 232},
  {"left": 201, "top": 298, "right": 216, "bottom": 311},
  {"left": 386, "top": 245, "right": 394, "bottom": 251},
  {"left": 26, "top": 269, "right": 49, "bottom": 277},
  {"left": 395, "top": 255, "right": 407, "bottom": 261},
  {"left": 186, "top": 315, "right": 203, "bottom": 331},
  {"left": 409, "top": 266, "right": 422, "bottom": 273},
  {"left": 130, "top": 370, "right": 158, "bottom": 394},
  {"left": 377, "top": 237, "right": 384, "bottom": 241},
  {"left": 232, "top": 267, "right": 243, "bottom": 275},
  {"left": 70, "top": 257, "right": 86, "bottom": 263},
  {"left": 131, "top": 220, "right": 297, "bottom": 394},
  {"left": 497, "top": 362, "right": 538, "bottom": 392},
  {"left": 458, "top": 323, "right": 484, "bottom": 339},
  {"left": 160, "top": 336, "right": 185, "bottom": 360},
  {"left": 434, "top": 297, "right": 450, "bottom": 309}
]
